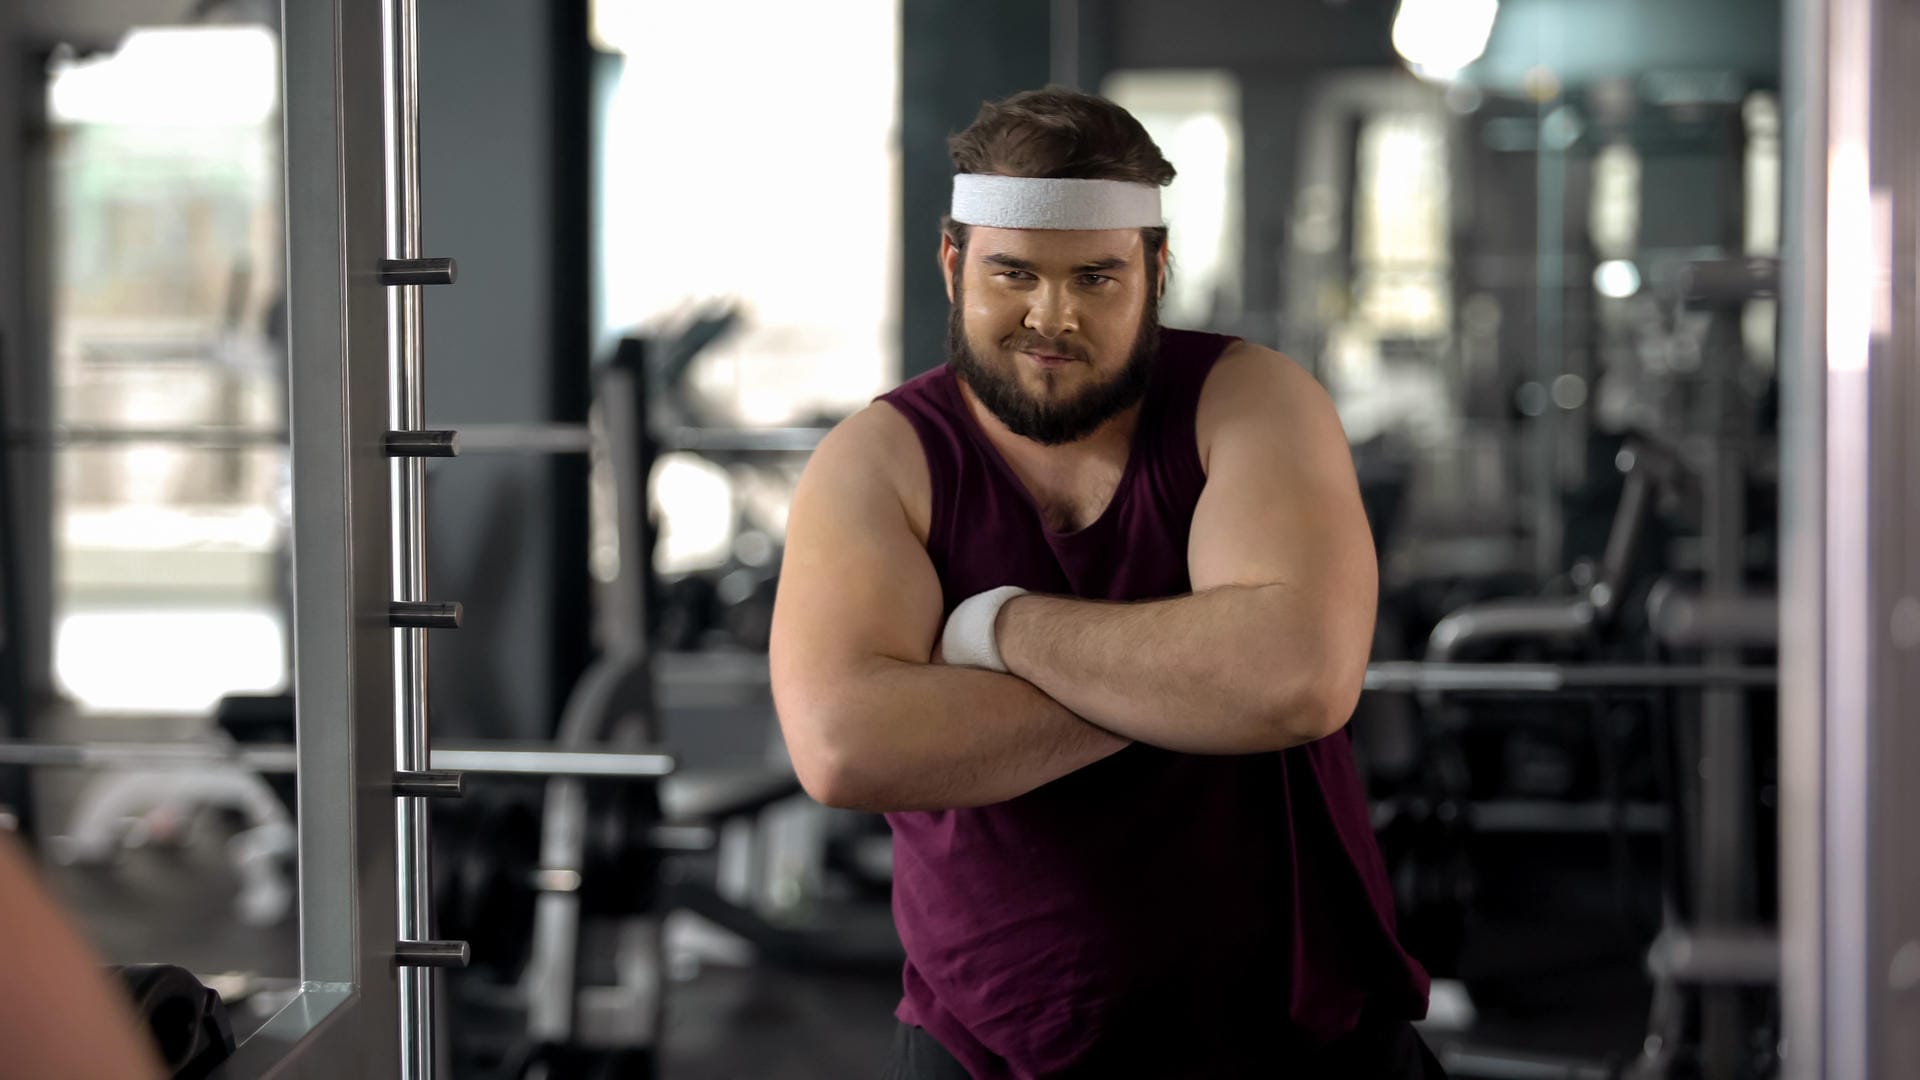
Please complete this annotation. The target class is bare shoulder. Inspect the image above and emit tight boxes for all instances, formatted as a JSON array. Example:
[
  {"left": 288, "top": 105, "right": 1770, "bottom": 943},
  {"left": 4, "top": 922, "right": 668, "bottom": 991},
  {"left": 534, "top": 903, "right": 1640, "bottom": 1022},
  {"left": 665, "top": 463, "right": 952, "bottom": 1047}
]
[
  {"left": 1194, "top": 341, "right": 1340, "bottom": 472},
  {"left": 802, "top": 400, "right": 934, "bottom": 545}
]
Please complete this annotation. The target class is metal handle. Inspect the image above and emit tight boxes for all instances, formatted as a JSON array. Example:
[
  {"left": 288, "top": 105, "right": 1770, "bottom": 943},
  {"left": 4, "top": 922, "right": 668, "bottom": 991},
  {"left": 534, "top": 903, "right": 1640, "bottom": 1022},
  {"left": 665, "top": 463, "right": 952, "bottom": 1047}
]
[
  {"left": 385, "top": 430, "right": 459, "bottom": 458},
  {"left": 393, "top": 770, "right": 465, "bottom": 798},
  {"left": 379, "top": 257, "right": 457, "bottom": 286},
  {"left": 389, "top": 601, "right": 462, "bottom": 630},
  {"left": 384, "top": 1, "right": 441, "bottom": 1075},
  {"left": 395, "top": 941, "right": 470, "bottom": 969}
]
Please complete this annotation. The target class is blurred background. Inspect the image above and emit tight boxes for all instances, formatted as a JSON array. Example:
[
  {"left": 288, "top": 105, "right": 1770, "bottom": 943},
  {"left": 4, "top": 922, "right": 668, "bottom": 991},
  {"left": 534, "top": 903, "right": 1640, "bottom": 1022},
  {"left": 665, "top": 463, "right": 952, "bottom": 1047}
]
[{"left": 0, "top": 0, "right": 1805, "bottom": 1077}]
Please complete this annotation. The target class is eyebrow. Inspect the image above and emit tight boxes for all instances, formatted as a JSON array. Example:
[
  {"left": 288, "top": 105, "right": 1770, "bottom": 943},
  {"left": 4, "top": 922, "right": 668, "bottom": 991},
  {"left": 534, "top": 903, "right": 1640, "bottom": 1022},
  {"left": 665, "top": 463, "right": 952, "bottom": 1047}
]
[{"left": 981, "top": 252, "right": 1132, "bottom": 274}]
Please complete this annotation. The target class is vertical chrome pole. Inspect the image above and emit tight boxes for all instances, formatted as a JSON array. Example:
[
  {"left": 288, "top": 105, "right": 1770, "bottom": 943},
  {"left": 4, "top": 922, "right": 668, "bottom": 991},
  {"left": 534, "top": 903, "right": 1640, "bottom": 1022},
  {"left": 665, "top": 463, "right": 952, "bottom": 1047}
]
[
  {"left": 1783, "top": 0, "right": 1920, "bottom": 1076},
  {"left": 1779, "top": 1, "right": 1828, "bottom": 1072},
  {"left": 1817, "top": 0, "right": 1873, "bottom": 1076},
  {"left": 383, "top": 0, "right": 435, "bottom": 1075}
]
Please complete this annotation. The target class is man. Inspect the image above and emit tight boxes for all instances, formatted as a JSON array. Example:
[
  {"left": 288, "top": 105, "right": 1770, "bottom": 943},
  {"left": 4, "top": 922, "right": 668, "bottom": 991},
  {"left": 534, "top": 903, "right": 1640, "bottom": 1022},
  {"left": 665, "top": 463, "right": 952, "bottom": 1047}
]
[{"left": 770, "top": 87, "right": 1440, "bottom": 1078}]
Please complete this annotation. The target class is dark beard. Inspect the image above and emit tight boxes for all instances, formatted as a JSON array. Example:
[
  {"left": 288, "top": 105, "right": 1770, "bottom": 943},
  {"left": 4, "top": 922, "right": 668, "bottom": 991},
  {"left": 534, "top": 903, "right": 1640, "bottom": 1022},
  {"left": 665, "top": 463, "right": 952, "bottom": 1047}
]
[{"left": 945, "top": 283, "right": 1161, "bottom": 447}]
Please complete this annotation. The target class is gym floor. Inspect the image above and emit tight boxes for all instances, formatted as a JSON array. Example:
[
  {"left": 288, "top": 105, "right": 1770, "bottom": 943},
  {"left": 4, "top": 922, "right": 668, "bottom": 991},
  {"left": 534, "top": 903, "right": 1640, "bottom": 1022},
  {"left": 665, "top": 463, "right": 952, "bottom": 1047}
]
[
  {"left": 47, "top": 843, "right": 902, "bottom": 1077},
  {"left": 43, "top": 826, "right": 1655, "bottom": 1079}
]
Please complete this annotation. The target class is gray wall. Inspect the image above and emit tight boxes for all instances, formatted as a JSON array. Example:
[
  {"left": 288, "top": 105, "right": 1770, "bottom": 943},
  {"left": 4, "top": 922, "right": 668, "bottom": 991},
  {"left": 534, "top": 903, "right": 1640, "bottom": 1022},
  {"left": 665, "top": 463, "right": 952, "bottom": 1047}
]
[
  {"left": 1104, "top": 0, "right": 1397, "bottom": 71},
  {"left": 899, "top": 0, "right": 1051, "bottom": 379},
  {"left": 418, "top": 0, "right": 564, "bottom": 740}
]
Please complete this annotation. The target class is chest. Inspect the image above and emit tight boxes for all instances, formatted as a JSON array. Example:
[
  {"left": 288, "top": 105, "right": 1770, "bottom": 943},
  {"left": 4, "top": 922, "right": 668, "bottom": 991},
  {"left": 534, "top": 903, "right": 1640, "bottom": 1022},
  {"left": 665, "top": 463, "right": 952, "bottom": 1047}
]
[
  {"left": 1023, "top": 457, "right": 1129, "bottom": 534},
  {"left": 932, "top": 446, "right": 1198, "bottom": 606}
]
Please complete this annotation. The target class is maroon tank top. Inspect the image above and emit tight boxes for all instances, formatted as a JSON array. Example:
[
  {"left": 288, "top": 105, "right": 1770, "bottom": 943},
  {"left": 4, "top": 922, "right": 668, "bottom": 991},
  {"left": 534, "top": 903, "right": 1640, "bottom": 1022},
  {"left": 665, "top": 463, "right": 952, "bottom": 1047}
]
[{"left": 875, "top": 328, "right": 1429, "bottom": 1079}]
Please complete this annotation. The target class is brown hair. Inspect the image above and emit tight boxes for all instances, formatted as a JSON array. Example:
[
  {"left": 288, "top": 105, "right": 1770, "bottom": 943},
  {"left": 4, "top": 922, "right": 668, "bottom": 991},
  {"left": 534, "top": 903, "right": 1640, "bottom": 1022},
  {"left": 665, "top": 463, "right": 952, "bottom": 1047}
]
[{"left": 943, "top": 86, "right": 1175, "bottom": 273}]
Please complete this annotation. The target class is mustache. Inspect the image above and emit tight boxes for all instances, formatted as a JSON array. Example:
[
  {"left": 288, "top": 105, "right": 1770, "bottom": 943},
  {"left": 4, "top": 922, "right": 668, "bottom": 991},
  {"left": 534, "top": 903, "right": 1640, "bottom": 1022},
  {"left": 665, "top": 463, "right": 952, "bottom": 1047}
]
[{"left": 1004, "top": 336, "right": 1089, "bottom": 361}]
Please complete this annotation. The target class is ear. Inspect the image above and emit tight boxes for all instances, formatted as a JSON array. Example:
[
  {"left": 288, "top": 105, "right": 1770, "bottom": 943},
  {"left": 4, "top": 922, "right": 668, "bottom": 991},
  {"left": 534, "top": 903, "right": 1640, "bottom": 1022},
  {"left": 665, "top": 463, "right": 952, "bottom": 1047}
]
[
  {"left": 940, "top": 234, "right": 960, "bottom": 303},
  {"left": 1155, "top": 244, "right": 1169, "bottom": 301}
]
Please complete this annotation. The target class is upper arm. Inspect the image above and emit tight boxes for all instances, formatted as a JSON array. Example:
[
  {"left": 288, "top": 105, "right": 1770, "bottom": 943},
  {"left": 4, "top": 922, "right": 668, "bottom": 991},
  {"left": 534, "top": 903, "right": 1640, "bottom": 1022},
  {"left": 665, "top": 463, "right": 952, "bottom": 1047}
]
[
  {"left": 769, "top": 404, "right": 944, "bottom": 767},
  {"left": 1187, "top": 346, "right": 1377, "bottom": 695}
]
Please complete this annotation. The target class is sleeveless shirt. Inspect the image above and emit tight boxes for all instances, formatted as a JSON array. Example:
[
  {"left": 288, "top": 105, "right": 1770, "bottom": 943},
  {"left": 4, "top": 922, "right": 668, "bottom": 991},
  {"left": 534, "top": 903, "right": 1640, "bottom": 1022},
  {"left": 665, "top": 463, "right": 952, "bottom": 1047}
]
[{"left": 874, "top": 328, "right": 1429, "bottom": 1079}]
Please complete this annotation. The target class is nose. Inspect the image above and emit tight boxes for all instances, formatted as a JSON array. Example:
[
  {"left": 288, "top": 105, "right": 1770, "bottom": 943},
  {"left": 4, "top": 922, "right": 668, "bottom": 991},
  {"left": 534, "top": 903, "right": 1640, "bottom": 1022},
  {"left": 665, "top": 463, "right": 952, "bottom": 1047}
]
[{"left": 1023, "top": 283, "right": 1077, "bottom": 341}]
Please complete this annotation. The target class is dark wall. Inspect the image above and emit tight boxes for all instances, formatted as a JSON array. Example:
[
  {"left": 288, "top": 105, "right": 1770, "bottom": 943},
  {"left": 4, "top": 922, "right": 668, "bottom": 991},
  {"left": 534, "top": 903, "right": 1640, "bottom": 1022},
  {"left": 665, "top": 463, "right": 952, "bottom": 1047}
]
[
  {"left": 899, "top": 0, "right": 1051, "bottom": 379},
  {"left": 418, "top": 0, "right": 590, "bottom": 740},
  {"left": 1105, "top": 0, "right": 1398, "bottom": 71},
  {"left": 0, "top": 1, "right": 34, "bottom": 829},
  {"left": 2, "top": 19, "right": 54, "bottom": 721}
]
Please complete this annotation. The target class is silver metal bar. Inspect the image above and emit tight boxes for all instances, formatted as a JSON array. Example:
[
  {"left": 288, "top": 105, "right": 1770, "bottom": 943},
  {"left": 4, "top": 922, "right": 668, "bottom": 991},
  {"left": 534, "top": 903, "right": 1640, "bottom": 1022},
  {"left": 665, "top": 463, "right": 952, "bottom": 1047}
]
[
  {"left": 382, "top": 0, "right": 435, "bottom": 1072},
  {"left": 392, "top": 770, "right": 465, "bottom": 799},
  {"left": 3, "top": 426, "right": 288, "bottom": 448},
  {"left": 452, "top": 423, "right": 595, "bottom": 454},
  {"left": 1788, "top": 0, "right": 1900, "bottom": 1074},
  {"left": 446, "top": 422, "right": 830, "bottom": 456},
  {"left": 384, "top": 430, "right": 459, "bottom": 458},
  {"left": 1424, "top": 599, "right": 1596, "bottom": 662},
  {"left": 388, "top": 601, "right": 462, "bottom": 630},
  {"left": 1363, "top": 662, "right": 1778, "bottom": 693},
  {"left": 663, "top": 426, "right": 828, "bottom": 455},
  {"left": 394, "top": 940, "right": 470, "bottom": 969},
  {"left": 0, "top": 740, "right": 300, "bottom": 771},
  {"left": 0, "top": 739, "right": 676, "bottom": 778},
  {"left": 378, "top": 256, "right": 457, "bottom": 286},
  {"left": 432, "top": 746, "right": 675, "bottom": 778}
]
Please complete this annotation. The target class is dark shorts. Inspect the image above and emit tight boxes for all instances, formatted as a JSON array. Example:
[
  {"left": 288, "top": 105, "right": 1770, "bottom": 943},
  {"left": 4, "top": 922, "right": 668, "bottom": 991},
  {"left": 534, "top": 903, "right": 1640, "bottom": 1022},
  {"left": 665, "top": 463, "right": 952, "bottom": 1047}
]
[{"left": 882, "top": 1011, "right": 1450, "bottom": 1079}]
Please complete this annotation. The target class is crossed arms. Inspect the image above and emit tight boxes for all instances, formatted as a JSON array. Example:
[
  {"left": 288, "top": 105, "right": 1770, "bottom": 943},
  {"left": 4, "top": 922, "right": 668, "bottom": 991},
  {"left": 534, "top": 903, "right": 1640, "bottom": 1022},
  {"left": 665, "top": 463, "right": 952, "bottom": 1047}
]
[{"left": 768, "top": 345, "right": 1377, "bottom": 813}]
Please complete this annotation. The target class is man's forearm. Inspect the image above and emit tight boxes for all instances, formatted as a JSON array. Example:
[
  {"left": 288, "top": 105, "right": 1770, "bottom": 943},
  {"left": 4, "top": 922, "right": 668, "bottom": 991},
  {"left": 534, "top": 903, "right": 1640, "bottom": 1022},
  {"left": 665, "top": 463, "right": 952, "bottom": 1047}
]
[
  {"left": 995, "top": 584, "right": 1339, "bottom": 754},
  {"left": 787, "top": 658, "right": 1129, "bottom": 813}
]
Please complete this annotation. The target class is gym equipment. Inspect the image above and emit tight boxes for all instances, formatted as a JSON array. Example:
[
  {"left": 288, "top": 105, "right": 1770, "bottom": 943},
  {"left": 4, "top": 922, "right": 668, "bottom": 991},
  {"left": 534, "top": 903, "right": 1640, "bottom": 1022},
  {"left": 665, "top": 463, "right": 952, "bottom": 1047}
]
[
  {"left": 51, "top": 765, "right": 296, "bottom": 927},
  {"left": 111, "top": 964, "right": 236, "bottom": 1080},
  {"left": 1359, "top": 241, "right": 1784, "bottom": 1079}
]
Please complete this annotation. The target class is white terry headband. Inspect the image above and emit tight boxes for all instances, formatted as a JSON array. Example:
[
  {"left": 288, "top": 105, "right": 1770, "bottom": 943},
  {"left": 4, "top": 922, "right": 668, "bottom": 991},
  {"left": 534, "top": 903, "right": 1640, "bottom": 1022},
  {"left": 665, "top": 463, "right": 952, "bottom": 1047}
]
[{"left": 950, "top": 174, "right": 1163, "bottom": 231}]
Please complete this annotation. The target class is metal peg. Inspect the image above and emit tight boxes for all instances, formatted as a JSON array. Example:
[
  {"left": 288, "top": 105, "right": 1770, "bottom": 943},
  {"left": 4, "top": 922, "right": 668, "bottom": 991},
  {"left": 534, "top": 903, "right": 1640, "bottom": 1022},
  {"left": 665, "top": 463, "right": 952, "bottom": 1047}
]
[
  {"left": 395, "top": 940, "right": 470, "bottom": 969},
  {"left": 393, "top": 770, "right": 465, "bottom": 799},
  {"left": 379, "top": 257, "right": 457, "bottom": 286},
  {"left": 385, "top": 430, "right": 460, "bottom": 458},
  {"left": 389, "top": 601, "right": 463, "bottom": 630}
]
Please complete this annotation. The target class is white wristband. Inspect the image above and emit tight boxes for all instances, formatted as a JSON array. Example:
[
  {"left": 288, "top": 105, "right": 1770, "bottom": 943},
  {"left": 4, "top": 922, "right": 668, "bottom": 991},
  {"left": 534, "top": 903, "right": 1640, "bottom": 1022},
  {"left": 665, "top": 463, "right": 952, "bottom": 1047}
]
[{"left": 941, "top": 586, "right": 1028, "bottom": 673}]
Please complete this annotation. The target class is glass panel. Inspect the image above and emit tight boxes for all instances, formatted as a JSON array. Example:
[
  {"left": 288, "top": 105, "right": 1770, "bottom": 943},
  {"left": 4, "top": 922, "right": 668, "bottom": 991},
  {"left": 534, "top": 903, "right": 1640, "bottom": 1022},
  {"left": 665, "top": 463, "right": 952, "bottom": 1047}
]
[
  {"left": 594, "top": 0, "right": 899, "bottom": 427},
  {"left": 1101, "top": 70, "right": 1245, "bottom": 330},
  {"left": 32, "top": 21, "right": 300, "bottom": 1045}
]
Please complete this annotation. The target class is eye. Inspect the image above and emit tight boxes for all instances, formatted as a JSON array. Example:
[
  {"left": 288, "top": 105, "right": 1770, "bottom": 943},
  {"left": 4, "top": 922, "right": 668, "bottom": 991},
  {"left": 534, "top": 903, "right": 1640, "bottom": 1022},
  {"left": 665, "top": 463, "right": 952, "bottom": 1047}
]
[
  {"left": 995, "top": 270, "right": 1035, "bottom": 282},
  {"left": 1076, "top": 274, "right": 1114, "bottom": 287}
]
